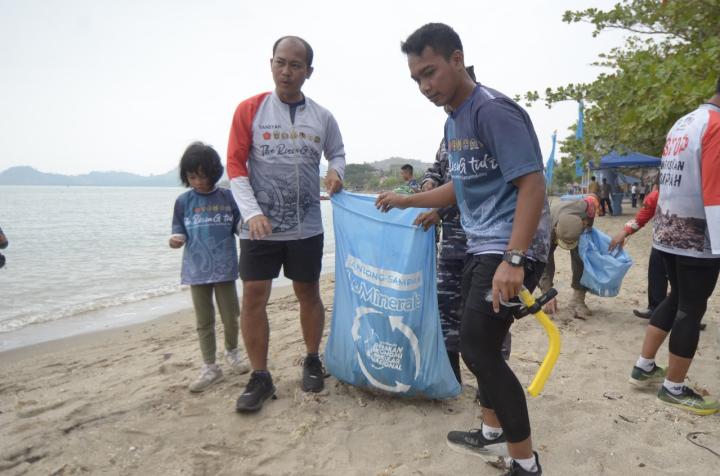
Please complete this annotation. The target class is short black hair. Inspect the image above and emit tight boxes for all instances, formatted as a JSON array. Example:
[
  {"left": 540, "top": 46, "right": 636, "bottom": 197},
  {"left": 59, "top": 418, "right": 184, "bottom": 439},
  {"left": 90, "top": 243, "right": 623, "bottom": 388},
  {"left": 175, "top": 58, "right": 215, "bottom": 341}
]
[
  {"left": 179, "top": 142, "right": 224, "bottom": 188},
  {"left": 591, "top": 176, "right": 596, "bottom": 180},
  {"left": 401, "top": 164, "right": 414, "bottom": 174},
  {"left": 273, "top": 36, "right": 314, "bottom": 68},
  {"left": 401, "top": 23, "right": 463, "bottom": 60}
]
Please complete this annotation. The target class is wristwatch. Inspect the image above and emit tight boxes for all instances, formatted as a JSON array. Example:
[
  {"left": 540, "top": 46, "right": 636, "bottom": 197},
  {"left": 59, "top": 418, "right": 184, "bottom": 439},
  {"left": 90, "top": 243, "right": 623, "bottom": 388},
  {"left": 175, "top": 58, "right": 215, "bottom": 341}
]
[{"left": 502, "top": 249, "right": 526, "bottom": 267}]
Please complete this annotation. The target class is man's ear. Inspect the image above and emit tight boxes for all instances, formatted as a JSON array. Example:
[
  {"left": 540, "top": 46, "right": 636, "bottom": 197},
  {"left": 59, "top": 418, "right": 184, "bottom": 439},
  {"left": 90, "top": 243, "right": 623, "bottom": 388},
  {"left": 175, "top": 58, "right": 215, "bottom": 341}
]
[
  {"left": 450, "top": 50, "right": 464, "bottom": 71},
  {"left": 306, "top": 66, "right": 314, "bottom": 79},
  {"left": 269, "top": 58, "right": 274, "bottom": 70}
]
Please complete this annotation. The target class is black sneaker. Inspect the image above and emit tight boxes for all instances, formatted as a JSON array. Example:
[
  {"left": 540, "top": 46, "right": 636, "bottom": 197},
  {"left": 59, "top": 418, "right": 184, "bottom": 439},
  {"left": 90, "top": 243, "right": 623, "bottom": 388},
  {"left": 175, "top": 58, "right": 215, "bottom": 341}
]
[
  {"left": 633, "top": 308, "right": 653, "bottom": 319},
  {"left": 302, "top": 355, "right": 325, "bottom": 393},
  {"left": 235, "top": 371, "right": 276, "bottom": 413},
  {"left": 502, "top": 452, "right": 542, "bottom": 475},
  {"left": 446, "top": 428, "right": 508, "bottom": 457}
]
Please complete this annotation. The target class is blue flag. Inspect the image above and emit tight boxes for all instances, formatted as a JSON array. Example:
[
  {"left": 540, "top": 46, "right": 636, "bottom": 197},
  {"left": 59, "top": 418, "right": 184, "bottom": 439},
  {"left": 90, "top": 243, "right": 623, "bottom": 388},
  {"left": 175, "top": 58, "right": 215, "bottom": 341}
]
[
  {"left": 544, "top": 131, "right": 557, "bottom": 187},
  {"left": 326, "top": 192, "right": 461, "bottom": 399},
  {"left": 575, "top": 100, "right": 584, "bottom": 177}
]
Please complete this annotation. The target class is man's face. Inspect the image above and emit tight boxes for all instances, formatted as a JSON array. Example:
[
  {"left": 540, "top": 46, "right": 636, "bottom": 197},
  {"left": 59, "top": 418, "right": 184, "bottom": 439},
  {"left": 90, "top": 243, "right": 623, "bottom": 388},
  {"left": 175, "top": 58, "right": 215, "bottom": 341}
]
[
  {"left": 271, "top": 39, "right": 312, "bottom": 99},
  {"left": 407, "top": 46, "right": 461, "bottom": 108}
]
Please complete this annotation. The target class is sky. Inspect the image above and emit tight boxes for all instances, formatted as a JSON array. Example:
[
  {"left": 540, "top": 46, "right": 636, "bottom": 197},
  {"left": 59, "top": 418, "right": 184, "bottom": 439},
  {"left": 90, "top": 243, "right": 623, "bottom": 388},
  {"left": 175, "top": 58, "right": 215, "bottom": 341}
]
[{"left": 0, "top": 0, "right": 627, "bottom": 176}]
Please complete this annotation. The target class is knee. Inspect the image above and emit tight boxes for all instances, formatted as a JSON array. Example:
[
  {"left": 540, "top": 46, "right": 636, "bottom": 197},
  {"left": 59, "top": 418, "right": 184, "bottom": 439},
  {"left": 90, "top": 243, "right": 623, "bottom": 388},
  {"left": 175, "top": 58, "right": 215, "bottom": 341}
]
[{"left": 293, "top": 282, "right": 322, "bottom": 306}]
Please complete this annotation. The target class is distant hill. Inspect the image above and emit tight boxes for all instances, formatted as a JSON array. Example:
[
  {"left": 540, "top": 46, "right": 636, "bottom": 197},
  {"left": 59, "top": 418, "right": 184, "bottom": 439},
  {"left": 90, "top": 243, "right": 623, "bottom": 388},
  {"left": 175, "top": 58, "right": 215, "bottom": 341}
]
[
  {"left": 0, "top": 166, "right": 181, "bottom": 187},
  {"left": 0, "top": 159, "right": 421, "bottom": 187}
]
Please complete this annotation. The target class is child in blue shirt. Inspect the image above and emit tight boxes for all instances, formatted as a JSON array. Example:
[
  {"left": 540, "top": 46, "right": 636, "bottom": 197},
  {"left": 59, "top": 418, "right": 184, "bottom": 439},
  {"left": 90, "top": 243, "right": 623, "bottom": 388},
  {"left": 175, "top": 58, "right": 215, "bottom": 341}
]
[{"left": 170, "top": 142, "right": 249, "bottom": 392}]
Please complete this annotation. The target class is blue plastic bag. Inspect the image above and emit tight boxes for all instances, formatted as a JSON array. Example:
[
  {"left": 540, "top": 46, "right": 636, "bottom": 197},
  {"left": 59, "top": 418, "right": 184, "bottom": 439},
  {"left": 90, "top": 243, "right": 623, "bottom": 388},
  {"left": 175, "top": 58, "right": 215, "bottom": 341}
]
[
  {"left": 325, "top": 192, "right": 461, "bottom": 399},
  {"left": 579, "top": 227, "right": 633, "bottom": 297}
]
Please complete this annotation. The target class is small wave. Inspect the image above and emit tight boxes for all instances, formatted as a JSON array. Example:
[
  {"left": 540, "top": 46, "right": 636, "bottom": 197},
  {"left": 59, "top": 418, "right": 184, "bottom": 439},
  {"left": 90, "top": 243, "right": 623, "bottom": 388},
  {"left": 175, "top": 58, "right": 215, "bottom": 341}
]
[{"left": 0, "top": 283, "right": 186, "bottom": 333}]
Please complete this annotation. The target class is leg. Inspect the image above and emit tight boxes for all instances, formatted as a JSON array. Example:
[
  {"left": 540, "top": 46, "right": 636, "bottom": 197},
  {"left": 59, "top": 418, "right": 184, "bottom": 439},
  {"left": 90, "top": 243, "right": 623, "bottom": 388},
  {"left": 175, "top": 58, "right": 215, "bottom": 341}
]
[
  {"left": 665, "top": 257, "right": 720, "bottom": 380},
  {"left": 214, "top": 281, "right": 240, "bottom": 352},
  {"left": 642, "top": 252, "right": 679, "bottom": 359},
  {"left": 283, "top": 234, "right": 325, "bottom": 354},
  {"left": 293, "top": 280, "right": 324, "bottom": 354},
  {"left": 437, "top": 258, "right": 464, "bottom": 359},
  {"left": 190, "top": 284, "right": 217, "bottom": 364},
  {"left": 459, "top": 256, "right": 543, "bottom": 460},
  {"left": 647, "top": 247, "right": 668, "bottom": 310},
  {"left": 241, "top": 280, "right": 273, "bottom": 370},
  {"left": 238, "top": 238, "right": 284, "bottom": 371}
]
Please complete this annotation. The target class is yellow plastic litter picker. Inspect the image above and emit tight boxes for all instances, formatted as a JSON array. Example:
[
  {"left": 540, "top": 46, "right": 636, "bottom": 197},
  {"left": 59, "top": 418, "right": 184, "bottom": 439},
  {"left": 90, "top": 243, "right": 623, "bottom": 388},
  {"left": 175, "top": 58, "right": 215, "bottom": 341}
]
[{"left": 489, "top": 286, "right": 561, "bottom": 397}]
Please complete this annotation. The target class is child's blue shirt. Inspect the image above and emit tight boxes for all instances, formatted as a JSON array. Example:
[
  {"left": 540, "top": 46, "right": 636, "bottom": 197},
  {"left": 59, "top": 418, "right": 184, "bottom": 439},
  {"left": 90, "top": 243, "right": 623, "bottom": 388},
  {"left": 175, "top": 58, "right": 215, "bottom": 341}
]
[{"left": 172, "top": 188, "right": 241, "bottom": 285}]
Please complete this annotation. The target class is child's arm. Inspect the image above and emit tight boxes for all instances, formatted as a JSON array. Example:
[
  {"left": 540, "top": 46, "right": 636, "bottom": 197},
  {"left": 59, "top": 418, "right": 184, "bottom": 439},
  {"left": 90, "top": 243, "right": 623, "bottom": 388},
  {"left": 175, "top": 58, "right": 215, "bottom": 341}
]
[{"left": 170, "top": 197, "right": 187, "bottom": 249}]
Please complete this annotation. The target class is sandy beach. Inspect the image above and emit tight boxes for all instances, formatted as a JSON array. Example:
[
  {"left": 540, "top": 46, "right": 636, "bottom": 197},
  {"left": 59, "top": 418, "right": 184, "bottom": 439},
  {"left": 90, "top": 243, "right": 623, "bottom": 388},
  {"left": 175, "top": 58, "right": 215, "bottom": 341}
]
[{"left": 1, "top": 212, "right": 719, "bottom": 476}]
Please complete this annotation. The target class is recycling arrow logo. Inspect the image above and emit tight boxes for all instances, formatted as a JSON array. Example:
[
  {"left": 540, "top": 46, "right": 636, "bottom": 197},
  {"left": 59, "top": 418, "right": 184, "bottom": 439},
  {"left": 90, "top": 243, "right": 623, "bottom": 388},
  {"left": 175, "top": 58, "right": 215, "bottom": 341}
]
[{"left": 351, "top": 306, "right": 421, "bottom": 393}]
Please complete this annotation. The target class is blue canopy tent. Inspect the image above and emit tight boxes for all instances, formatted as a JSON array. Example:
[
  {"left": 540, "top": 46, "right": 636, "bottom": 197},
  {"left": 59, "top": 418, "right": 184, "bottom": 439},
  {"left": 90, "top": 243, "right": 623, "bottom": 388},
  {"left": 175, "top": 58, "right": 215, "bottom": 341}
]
[
  {"left": 590, "top": 151, "right": 661, "bottom": 169},
  {"left": 587, "top": 151, "right": 661, "bottom": 215}
]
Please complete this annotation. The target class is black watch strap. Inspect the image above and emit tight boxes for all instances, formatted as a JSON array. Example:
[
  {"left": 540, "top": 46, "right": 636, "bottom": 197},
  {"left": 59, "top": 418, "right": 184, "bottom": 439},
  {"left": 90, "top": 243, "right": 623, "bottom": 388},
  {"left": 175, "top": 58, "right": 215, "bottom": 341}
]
[{"left": 502, "top": 249, "right": 526, "bottom": 267}]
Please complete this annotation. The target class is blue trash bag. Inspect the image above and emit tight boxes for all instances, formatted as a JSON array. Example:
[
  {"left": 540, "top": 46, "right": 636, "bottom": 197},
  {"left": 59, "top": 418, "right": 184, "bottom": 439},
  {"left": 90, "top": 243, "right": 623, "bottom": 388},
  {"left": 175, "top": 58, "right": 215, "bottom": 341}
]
[
  {"left": 325, "top": 192, "right": 461, "bottom": 399},
  {"left": 578, "top": 227, "right": 633, "bottom": 297}
]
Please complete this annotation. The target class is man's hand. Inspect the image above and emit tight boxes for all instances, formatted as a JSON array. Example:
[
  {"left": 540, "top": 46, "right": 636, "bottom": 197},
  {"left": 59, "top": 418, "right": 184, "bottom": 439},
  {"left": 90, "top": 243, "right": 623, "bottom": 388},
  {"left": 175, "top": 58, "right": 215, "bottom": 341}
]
[
  {"left": 169, "top": 235, "right": 185, "bottom": 249},
  {"left": 609, "top": 230, "right": 628, "bottom": 251},
  {"left": 247, "top": 215, "right": 272, "bottom": 240},
  {"left": 375, "top": 192, "right": 410, "bottom": 213},
  {"left": 421, "top": 181, "right": 436, "bottom": 192},
  {"left": 543, "top": 298, "right": 558, "bottom": 315},
  {"left": 413, "top": 210, "right": 441, "bottom": 231},
  {"left": 324, "top": 169, "right": 343, "bottom": 196},
  {"left": 491, "top": 261, "right": 525, "bottom": 313}
]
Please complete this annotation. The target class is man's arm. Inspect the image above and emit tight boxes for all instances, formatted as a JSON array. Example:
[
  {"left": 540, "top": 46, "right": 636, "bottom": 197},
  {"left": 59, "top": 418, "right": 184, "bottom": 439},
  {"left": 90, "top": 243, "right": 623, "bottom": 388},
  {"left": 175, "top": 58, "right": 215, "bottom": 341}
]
[
  {"left": 491, "top": 171, "right": 546, "bottom": 311},
  {"left": 375, "top": 181, "right": 456, "bottom": 212},
  {"left": 227, "top": 93, "right": 272, "bottom": 239},
  {"left": 324, "top": 113, "right": 346, "bottom": 196}
]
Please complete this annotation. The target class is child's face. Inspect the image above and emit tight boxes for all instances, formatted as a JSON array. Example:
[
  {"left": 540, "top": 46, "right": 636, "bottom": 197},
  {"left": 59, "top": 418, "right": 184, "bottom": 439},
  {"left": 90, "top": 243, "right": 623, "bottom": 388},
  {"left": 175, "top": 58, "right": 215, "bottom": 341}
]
[
  {"left": 187, "top": 170, "right": 212, "bottom": 193},
  {"left": 401, "top": 170, "right": 412, "bottom": 181}
]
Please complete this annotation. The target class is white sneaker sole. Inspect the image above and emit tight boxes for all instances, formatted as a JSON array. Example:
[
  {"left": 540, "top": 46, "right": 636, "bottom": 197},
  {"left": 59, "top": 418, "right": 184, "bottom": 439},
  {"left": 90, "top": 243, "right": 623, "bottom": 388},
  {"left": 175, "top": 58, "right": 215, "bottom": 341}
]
[
  {"left": 446, "top": 438, "right": 509, "bottom": 459},
  {"left": 189, "top": 374, "right": 225, "bottom": 393}
]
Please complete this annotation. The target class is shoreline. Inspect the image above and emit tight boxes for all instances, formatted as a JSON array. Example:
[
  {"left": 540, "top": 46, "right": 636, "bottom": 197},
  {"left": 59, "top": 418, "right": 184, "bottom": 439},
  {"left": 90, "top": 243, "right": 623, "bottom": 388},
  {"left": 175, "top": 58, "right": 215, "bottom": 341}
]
[{"left": 0, "top": 278, "right": 304, "bottom": 365}]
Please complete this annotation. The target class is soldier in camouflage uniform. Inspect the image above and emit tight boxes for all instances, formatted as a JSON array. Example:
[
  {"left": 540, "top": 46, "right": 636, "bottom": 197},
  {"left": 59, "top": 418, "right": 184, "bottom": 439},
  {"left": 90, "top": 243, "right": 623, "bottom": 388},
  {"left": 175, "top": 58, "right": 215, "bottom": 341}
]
[{"left": 417, "top": 140, "right": 511, "bottom": 384}]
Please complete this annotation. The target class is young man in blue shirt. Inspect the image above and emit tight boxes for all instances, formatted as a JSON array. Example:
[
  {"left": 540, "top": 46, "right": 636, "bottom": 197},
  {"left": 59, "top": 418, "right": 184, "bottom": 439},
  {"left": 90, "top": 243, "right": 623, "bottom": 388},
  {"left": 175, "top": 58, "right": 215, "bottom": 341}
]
[{"left": 376, "top": 23, "right": 550, "bottom": 476}]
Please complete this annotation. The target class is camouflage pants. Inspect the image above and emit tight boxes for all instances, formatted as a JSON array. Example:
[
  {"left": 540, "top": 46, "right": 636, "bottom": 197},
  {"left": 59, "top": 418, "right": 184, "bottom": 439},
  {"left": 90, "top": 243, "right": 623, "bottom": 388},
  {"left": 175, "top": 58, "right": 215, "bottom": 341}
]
[{"left": 437, "top": 258, "right": 464, "bottom": 352}]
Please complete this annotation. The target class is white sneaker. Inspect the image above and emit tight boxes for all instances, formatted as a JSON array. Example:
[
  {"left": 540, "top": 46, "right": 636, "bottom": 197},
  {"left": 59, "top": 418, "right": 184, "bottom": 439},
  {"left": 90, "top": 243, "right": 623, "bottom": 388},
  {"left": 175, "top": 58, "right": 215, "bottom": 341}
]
[
  {"left": 225, "top": 349, "right": 251, "bottom": 374},
  {"left": 188, "top": 364, "right": 224, "bottom": 393}
]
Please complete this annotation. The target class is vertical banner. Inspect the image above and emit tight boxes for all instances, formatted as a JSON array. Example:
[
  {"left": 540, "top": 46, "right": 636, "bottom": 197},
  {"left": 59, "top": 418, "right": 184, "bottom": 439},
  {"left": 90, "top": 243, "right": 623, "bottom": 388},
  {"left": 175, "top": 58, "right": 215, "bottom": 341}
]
[
  {"left": 544, "top": 130, "right": 557, "bottom": 188},
  {"left": 575, "top": 99, "right": 585, "bottom": 177},
  {"left": 326, "top": 192, "right": 461, "bottom": 399}
]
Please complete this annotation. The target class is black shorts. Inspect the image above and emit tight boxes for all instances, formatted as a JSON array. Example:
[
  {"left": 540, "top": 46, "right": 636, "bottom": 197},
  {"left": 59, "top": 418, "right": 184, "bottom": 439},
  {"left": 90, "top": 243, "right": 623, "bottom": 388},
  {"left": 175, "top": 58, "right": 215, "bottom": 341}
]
[{"left": 239, "top": 233, "right": 324, "bottom": 282}]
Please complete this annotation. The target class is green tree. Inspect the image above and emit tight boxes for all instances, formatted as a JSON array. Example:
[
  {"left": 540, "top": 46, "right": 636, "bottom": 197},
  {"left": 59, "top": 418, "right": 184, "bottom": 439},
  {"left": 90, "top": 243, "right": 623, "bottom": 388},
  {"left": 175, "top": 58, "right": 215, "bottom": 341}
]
[{"left": 521, "top": 0, "right": 720, "bottom": 175}]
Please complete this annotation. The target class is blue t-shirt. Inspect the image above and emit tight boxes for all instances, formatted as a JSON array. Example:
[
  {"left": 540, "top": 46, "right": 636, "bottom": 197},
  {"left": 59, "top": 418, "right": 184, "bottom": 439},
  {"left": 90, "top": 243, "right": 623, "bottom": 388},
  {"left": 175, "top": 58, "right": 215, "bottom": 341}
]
[
  {"left": 445, "top": 84, "right": 551, "bottom": 261},
  {"left": 172, "top": 188, "right": 241, "bottom": 285}
]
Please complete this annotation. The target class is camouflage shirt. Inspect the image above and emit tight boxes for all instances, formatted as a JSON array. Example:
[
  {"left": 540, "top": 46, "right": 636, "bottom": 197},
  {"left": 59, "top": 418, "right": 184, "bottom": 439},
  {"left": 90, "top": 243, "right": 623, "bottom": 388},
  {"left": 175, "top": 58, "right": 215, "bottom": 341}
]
[{"left": 422, "top": 141, "right": 468, "bottom": 260}]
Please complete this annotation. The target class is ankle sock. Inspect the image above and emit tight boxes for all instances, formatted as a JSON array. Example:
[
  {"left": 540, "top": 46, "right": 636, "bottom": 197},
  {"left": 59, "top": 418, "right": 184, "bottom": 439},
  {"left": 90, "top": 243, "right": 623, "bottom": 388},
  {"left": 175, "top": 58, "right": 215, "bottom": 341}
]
[
  {"left": 663, "top": 379, "right": 684, "bottom": 395},
  {"left": 635, "top": 356, "right": 655, "bottom": 372},
  {"left": 307, "top": 352, "right": 319, "bottom": 360},
  {"left": 253, "top": 369, "right": 271, "bottom": 378},
  {"left": 515, "top": 455, "right": 538, "bottom": 473},
  {"left": 481, "top": 424, "right": 503, "bottom": 440}
]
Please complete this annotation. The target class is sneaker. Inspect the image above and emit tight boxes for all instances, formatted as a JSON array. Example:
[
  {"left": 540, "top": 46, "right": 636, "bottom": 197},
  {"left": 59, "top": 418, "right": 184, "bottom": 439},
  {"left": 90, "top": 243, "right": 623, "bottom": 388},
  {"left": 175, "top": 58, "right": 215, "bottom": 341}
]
[
  {"left": 629, "top": 363, "right": 666, "bottom": 387},
  {"left": 502, "top": 452, "right": 542, "bottom": 475},
  {"left": 188, "top": 364, "right": 224, "bottom": 393},
  {"left": 632, "top": 308, "right": 653, "bottom": 319},
  {"left": 302, "top": 354, "right": 326, "bottom": 393},
  {"left": 235, "top": 371, "right": 276, "bottom": 413},
  {"left": 225, "top": 349, "right": 250, "bottom": 374},
  {"left": 446, "top": 428, "right": 509, "bottom": 458},
  {"left": 657, "top": 385, "right": 720, "bottom": 416}
]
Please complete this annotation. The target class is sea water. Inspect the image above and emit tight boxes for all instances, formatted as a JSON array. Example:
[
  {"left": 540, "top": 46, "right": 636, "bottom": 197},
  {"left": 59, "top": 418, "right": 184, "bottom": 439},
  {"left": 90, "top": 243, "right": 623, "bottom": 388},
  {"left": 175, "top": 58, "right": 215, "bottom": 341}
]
[{"left": 0, "top": 186, "right": 335, "bottom": 351}]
